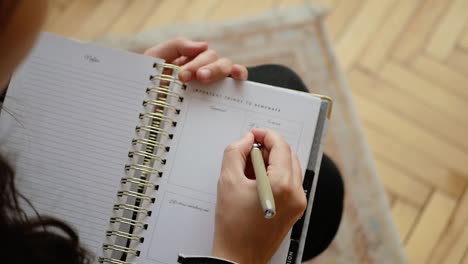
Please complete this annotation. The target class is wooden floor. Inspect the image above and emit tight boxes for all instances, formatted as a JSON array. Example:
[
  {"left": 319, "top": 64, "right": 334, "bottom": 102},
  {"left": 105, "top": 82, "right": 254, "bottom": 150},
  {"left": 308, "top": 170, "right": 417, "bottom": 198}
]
[{"left": 44, "top": 0, "right": 468, "bottom": 263}]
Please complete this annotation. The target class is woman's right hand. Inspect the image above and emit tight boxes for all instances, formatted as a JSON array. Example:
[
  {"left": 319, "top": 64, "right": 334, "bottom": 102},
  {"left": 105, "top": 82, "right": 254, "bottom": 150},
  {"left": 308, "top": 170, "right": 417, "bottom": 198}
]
[{"left": 212, "top": 128, "right": 307, "bottom": 263}]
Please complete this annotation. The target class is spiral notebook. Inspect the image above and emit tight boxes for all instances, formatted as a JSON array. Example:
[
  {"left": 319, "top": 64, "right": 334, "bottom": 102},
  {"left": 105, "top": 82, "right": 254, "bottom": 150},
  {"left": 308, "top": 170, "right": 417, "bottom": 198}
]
[{"left": 0, "top": 33, "right": 331, "bottom": 264}]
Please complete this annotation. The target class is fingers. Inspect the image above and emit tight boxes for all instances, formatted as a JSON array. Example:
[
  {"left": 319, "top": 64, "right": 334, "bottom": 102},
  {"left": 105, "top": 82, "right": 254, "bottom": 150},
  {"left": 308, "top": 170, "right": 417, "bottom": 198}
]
[
  {"left": 143, "top": 37, "right": 208, "bottom": 63},
  {"left": 291, "top": 153, "right": 302, "bottom": 187},
  {"left": 171, "top": 56, "right": 189, "bottom": 66},
  {"left": 230, "top": 64, "right": 248, "bottom": 80},
  {"left": 181, "top": 57, "right": 248, "bottom": 83},
  {"left": 221, "top": 132, "right": 255, "bottom": 180},
  {"left": 251, "top": 129, "right": 306, "bottom": 218},
  {"left": 291, "top": 153, "right": 307, "bottom": 217},
  {"left": 251, "top": 128, "right": 292, "bottom": 179},
  {"left": 195, "top": 57, "right": 232, "bottom": 83},
  {"left": 179, "top": 49, "right": 231, "bottom": 83},
  {"left": 250, "top": 128, "right": 287, "bottom": 151},
  {"left": 194, "top": 60, "right": 249, "bottom": 83}
]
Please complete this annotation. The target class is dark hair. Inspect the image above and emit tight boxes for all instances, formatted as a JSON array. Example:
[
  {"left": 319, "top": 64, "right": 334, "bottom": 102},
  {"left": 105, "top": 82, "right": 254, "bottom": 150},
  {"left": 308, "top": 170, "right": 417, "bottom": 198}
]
[
  {"left": 0, "top": 0, "right": 19, "bottom": 31},
  {"left": 0, "top": 154, "right": 91, "bottom": 263},
  {"left": 1, "top": 1, "right": 89, "bottom": 262}
]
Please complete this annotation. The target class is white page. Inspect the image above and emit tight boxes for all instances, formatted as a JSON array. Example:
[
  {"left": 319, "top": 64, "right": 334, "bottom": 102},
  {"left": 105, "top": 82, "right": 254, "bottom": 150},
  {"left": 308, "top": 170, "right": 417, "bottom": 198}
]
[
  {"left": 138, "top": 79, "right": 321, "bottom": 264},
  {"left": 0, "top": 33, "right": 159, "bottom": 255}
]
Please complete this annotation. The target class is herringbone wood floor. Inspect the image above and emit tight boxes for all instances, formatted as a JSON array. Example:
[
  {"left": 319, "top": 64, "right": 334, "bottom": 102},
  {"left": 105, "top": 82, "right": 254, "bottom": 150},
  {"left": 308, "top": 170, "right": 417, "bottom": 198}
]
[{"left": 43, "top": 0, "right": 468, "bottom": 263}]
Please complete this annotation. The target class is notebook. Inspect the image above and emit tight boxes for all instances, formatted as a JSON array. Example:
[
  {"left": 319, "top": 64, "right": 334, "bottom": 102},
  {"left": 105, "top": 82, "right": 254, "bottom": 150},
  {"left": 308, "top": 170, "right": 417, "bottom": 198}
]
[{"left": 0, "top": 33, "right": 331, "bottom": 264}]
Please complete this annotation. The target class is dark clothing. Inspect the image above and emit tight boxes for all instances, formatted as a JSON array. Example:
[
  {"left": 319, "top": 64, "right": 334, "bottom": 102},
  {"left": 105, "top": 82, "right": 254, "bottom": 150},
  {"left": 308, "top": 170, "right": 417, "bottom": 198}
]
[{"left": 248, "top": 64, "right": 344, "bottom": 262}]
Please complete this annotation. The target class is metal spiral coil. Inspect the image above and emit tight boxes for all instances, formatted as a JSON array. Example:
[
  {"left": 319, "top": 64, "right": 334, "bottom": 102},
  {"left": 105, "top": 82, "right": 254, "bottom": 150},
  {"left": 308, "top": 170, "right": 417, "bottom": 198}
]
[
  {"left": 113, "top": 203, "right": 152, "bottom": 216},
  {"left": 142, "top": 98, "right": 180, "bottom": 114},
  {"left": 135, "top": 125, "right": 173, "bottom": 139},
  {"left": 102, "top": 62, "right": 184, "bottom": 263},
  {"left": 124, "top": 164, "right": 161, "bottom": 176},
  {"left": 149, "top": 74, "right": 183, "bottom": 86},
  {"left": 117, "top": 190, "right": 156, "bottom": 202},
  {"left": 103, "top": 244, "right": 140, "bottom": 256},
  {"left": 110, "top": 216, "right": 148, "bottom": 229},
  {"left": 131, "top": 138, "right": 169, "bottom": 152},
  {"left": 147, "top": 85, "right": 184, "bottom": 102},
  {"left": 121, "top": 177, "right": 159, "bottom": 190},
  {"left": 139, "top": 112, "right": 177, "bottom": 127},
  {"left": 98, "top": 257, "right": 131, "bottom": 264},
  {"left": 106, "top": 230, "right": 144, "bottom": 242}
]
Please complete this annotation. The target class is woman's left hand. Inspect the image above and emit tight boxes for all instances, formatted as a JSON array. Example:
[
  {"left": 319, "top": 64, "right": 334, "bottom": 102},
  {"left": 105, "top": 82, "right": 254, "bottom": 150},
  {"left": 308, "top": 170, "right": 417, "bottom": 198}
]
[{"left": 144, "top": 37, "right": 248, "bottom": 83}]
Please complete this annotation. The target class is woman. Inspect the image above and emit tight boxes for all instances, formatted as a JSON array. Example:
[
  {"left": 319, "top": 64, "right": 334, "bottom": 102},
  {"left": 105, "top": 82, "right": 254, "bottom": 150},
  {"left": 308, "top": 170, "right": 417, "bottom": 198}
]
[{"left": 0, "top": 1, "right": 343, "bottom": 263}]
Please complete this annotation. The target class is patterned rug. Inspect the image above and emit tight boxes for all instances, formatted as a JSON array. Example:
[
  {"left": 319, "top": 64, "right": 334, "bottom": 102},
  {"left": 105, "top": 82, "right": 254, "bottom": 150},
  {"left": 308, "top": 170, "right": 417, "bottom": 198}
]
[{"left": 97, "top": 5, "right": 405, "bottom": 264}]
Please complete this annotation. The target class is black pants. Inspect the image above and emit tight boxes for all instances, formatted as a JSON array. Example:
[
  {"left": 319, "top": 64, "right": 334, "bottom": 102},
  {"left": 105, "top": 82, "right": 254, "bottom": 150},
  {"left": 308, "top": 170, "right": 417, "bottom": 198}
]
[{"left": 247, "top": 65, "right": 345, "bottom": 262}]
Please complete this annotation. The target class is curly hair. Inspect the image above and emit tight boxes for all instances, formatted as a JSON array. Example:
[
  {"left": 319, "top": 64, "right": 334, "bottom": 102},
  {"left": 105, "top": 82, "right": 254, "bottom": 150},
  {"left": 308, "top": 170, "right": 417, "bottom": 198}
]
[
  {"left": 0, "top": 154, "right": 91, "bottom": 263},
  {"left": 0, "top": 0, "right": 19, "bottom": 30}
]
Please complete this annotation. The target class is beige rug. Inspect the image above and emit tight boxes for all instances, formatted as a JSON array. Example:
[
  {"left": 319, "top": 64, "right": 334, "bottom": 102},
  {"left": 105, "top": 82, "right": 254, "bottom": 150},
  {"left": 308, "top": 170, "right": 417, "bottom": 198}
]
[{"left": 97, "top": 5, "right": 406, "bottom": 264}]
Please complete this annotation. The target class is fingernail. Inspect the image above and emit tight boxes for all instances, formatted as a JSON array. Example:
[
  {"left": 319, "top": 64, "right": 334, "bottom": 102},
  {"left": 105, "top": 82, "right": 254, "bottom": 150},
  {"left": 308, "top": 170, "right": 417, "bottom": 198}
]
[
  {"left": 180, "top": 70, "right": 192, "bottom": 82},
  {"left": 199, "top": 69, "right": 211, "bottom": 79}
]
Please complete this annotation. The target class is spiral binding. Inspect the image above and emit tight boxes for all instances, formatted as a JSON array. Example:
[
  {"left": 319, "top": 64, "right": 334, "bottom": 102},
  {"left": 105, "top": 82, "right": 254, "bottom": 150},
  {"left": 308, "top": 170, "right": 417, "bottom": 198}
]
[
  {"left": 110, "top": 216, "right": 148, "bottom": 229},
  {"left": 98, "top": 257, "right": 130, "bottom": 264},
  {"left": 101, "top": 62, "right": 184, "bottom": 263},
  {"left": 135, "top": 125, "right": 173, "bottom": 139}
]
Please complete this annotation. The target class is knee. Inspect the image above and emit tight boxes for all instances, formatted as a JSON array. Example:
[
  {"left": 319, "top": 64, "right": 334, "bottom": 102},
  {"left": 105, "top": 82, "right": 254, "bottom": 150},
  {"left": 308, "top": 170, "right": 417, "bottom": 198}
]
[
  {"left": 249, "top": 64, "right": 297, "bottom": 76},
  {"left": 247, "top": 64, "right": 308, "bottom": 92},
  {"left": 248, "top": 64, "right": 301, "bottom": 81}
]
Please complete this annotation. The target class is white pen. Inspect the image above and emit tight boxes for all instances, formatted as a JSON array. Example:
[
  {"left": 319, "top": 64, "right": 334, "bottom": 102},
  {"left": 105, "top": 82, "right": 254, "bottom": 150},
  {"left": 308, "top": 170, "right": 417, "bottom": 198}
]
[{"left": 251, "top": 143, "right": 276, "bottom": 219}]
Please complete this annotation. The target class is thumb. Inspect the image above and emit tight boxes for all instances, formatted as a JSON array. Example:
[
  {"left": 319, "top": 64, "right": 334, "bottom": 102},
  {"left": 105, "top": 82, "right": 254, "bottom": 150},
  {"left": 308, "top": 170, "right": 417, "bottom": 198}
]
[{"left": 221, "top": 132, "right": 254, "bottom": 177}]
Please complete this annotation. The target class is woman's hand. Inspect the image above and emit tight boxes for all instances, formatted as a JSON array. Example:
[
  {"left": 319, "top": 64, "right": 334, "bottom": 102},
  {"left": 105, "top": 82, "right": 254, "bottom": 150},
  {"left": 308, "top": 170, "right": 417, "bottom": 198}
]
[
  {"left": 212, "top": 128, "right": 307, "bottom": 263},
  {"left": 143, "top": 37, "right": 248, "bottom": 83}
]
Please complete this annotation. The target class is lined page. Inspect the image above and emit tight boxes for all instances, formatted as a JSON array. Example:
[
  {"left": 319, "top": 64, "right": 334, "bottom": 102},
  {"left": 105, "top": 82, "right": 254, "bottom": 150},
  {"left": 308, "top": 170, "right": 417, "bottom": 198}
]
[{"left": 0, "top": 33, "right": 159, "bottom": 254}]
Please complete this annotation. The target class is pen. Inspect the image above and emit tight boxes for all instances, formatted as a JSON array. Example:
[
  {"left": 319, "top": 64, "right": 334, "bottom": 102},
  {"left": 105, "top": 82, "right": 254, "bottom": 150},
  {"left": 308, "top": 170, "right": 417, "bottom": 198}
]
[{"left": 251, "top": 143, "right": 276, "bottom": 219}]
